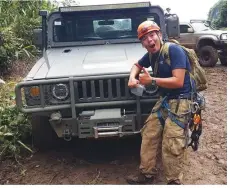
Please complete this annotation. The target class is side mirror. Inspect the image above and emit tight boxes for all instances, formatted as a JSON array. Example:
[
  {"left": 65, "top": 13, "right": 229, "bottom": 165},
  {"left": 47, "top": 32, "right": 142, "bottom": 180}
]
[
  {"left": 33, "top": 28, "right": 42, "bottom": 49},
  {"left": 187, "top": 28, "right": 194, "bottom": 33},
  {"left": 204, "top": 20, "right": 211, "bottom": 27},
  {"left": 165, "top": 14, "right": 180, "bottom": 38}
]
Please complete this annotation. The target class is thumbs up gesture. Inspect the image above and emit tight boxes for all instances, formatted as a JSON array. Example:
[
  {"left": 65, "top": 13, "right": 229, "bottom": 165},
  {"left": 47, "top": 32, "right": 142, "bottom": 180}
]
[{"left": 139, "top": 67, "right": 152, "bottom": 85}]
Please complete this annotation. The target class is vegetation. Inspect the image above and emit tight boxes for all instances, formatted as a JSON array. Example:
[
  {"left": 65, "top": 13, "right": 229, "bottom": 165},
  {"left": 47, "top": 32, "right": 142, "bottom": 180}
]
[
  {"left": 0, "top": 0, "right": 80, "bottom": 161},
  {"left": 0, "top": 0, "right": 57, "bottom": 75},
  {"left": 0, "top": 80, "right": 32, "bottom": 161},
  {"left": 208, "top": 0, "right": 227, "bottom": 29},
  {"left": 0, "top": 0, "right": 57, "bottom": 161}
]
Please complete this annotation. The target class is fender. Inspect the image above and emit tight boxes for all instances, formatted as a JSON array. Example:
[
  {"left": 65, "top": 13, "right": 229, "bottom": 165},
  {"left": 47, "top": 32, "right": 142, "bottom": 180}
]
[{"left": 196, "top": 35, "right": 219, "bottom": 49}]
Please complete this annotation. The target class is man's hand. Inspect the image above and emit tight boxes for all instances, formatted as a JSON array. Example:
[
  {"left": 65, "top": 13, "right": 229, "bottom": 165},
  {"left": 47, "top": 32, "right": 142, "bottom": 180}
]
[
  {"left": 139, "top": 68, "right": 152, "bottom": 85},
  {"left": 128, "top": 77, "right": 139, "bottom": 88}
]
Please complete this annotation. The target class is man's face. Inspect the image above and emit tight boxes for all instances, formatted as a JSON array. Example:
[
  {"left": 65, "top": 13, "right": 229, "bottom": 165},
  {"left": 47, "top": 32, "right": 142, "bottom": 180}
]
[{"left": 141, "top": 31, "right": 162, "bottom": 53}]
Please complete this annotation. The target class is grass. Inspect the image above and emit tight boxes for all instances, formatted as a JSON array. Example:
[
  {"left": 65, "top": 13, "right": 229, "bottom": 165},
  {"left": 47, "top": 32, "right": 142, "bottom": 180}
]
[{"left": 0, "top": 79, "right": 33, "bottom": 161}]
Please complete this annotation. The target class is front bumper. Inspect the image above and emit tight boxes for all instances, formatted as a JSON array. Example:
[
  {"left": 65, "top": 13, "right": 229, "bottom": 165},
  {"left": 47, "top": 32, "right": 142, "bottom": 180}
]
[
  {"left": 215, "top": 40, "right": 227, "bottom": 50},
  {"left": 15, "top": 75, "right": 158, "bottom": 139},
  {"left": 49, "top": 109, "right": 147, "bottom": 139}
]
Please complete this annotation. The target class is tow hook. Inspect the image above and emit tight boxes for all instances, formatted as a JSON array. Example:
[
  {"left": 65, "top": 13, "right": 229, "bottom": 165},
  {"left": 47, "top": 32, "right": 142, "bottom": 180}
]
[{"left": 63, "top": 128, "right": 72, "bottom": 141}]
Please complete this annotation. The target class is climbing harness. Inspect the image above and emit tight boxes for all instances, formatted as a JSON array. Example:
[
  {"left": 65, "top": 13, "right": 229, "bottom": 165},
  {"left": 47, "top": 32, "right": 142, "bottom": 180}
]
[{"left": 150, "top": 92, "right": 205, "bottom": 151}]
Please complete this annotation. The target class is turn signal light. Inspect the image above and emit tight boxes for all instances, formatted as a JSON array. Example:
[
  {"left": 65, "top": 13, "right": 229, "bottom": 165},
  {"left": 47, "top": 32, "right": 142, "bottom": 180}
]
[{"left": 30, "top": 86, "right": 40, "bottom": 97}]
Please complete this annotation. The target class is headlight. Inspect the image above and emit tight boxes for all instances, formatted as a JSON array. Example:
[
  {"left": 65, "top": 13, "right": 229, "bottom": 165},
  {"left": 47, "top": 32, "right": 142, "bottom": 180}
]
[
  {"left": 52, "top": 83, "right": 69, "bottom": 100},
  {"left": 220, "top": 33, "right": 227, "bottom": 40}
]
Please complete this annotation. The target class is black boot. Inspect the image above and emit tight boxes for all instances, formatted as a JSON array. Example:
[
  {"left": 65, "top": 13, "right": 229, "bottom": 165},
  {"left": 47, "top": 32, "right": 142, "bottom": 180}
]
[
  {"left": 167, "top": 179, "right": 182, "bottom": 185},
  {"left": 126, "top": 172, "right": 154, "bottom": 184}
]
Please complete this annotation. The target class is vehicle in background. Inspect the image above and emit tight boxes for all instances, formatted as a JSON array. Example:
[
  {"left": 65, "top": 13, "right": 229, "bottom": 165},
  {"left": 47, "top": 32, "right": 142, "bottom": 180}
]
[{"left": 177, "top": 20, "right": 227, "bottom": 67}]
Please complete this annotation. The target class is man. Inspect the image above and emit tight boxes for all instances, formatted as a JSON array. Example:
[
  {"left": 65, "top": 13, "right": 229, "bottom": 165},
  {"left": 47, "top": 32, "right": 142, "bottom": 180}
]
[{"left": 126, "top": 20, "right": 194, "bottom": 185}]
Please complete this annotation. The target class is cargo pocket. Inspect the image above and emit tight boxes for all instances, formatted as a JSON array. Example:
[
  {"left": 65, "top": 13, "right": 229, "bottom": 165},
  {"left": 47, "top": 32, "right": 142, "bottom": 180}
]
[
  {"left": 167, "top": 136, "right": 185, "bottom": 156},
  {"left": 163, "top": 118, "right": 186, "bottom": 156}
]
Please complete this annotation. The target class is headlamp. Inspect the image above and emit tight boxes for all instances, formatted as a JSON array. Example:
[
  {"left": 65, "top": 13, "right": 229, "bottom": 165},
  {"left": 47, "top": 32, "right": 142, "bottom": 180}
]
[{"left": 52, "top": 84, "right": 69, "bottom": 100}]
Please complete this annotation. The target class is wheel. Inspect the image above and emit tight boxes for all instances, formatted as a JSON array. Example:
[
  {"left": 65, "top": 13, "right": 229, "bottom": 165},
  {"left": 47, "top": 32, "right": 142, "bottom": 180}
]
[
  {"left": 31, "top": 115, "right": 59, "bottom": 150},
  {"left": 198, "top": 45, "right": 218, "bottom": 67}
]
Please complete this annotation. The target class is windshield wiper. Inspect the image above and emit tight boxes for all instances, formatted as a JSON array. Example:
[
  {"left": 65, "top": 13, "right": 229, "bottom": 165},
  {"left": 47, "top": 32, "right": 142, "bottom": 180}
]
[{"left": 82, "top": 36, "right": 103, "bottom": 40}]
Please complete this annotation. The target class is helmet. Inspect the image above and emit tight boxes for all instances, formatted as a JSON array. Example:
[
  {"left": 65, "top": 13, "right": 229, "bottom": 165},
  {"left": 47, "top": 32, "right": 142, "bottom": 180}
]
[{"left": 137, "top": 20, "right": 160, "bottom": 40}]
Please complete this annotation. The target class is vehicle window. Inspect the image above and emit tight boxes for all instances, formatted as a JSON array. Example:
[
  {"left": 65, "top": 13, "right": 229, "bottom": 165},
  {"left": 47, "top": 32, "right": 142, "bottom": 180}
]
[
  {"left": 180, "top": 24, "right": 191, "bottom": 33},
  {"left": 53, "top": 13, "right": 160, "bottom": 42},
  {"left": 191, "top": 22, "right": 212, "bottom": 31},
  {"left": 93, "top": 18, "right": 132, "bottom": 38}
]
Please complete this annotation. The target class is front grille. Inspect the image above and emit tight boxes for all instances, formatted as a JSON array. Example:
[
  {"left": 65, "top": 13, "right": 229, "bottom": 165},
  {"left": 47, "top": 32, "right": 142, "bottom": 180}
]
[
  {"left": 74, "top": 77, "right": 134, "bottom": 102},
  {"left": 22, "top": 75, "right": 158, "bottom": 109}
]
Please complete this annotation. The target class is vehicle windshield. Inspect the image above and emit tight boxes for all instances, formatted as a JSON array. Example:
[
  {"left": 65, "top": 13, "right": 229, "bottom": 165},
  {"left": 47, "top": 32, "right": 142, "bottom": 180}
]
[
  {"left": 191, "top": 22, "right": 213, "bottom": 31},
  {"left": 53, "top": 11, "right": 160, "bottom": 42}
]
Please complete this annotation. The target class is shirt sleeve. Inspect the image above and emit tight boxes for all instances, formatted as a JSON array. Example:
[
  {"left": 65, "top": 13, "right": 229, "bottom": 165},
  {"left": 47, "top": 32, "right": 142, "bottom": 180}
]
[
  {"left": 169, "top": 44, "right": 187, "bottom": 70},
  {"left": 137, "top": 52, "right": 151, "bottom": 68}
]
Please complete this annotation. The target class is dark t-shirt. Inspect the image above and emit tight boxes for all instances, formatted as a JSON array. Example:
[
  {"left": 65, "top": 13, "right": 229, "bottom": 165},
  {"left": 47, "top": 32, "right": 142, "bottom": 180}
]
[{"left": 138, "top": 43, "right": 194, "bottom": 97}]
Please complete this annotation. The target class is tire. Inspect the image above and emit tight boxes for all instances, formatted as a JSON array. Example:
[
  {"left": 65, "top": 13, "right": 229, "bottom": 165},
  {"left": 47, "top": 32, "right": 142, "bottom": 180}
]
[
  {"left": 32, "top": 115, "right": 59, "bottom": 150},
  {"left": 220, "top": 57, "right": 227, "bottom": 66},
  {"left": 198, "top": 45, "right": 218, "bottom": 67}
]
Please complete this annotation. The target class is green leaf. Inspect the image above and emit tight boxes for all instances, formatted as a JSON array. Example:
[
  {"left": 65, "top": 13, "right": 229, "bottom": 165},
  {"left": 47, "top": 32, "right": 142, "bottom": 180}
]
[
  {"left": 17, "top": 140, "right": 33, "bottom": 153},
  {"left": 0, "top": 132, "right": 13, "bottom": 136}
]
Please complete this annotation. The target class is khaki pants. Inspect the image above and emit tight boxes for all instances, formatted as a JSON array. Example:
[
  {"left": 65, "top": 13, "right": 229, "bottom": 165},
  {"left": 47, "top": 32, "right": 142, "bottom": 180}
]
[{"left": 140, "top": 98, "right": 190, "bottom": 183}]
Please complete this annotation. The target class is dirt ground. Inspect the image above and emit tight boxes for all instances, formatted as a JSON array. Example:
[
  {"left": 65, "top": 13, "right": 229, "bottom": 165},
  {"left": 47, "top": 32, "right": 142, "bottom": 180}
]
[{"left": 0, "top": 65, "right": 227, "bottom": 185}]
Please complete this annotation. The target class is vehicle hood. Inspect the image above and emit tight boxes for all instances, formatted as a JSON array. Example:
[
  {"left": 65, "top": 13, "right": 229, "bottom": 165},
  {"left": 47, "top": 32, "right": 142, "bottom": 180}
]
[
  {"left": 198, "top": 29, "right": 226, "bottom": 36},
  {"left": 27, "top": 43, "right": 148, "bottom": 80}
]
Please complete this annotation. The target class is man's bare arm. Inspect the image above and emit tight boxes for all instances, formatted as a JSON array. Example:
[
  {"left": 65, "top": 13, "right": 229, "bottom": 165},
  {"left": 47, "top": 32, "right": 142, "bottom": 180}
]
[
  {"left": 139, "top": 68, "right": 186, "bottom": 88},
  {"left": 128, "top": 64, "right": 142, "bottom": 88},
  {"left": 129, "top": 64, "right": 142, "bottom": 78},
  {"left": 154, "top": 69, "right": 186, "bottom": 88}
]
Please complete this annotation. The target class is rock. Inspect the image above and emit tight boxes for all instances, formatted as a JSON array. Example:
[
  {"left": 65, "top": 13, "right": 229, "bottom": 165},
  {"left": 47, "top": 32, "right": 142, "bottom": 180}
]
[
  {"left": 223, "top": 166, "right": 227, "bottom": 171},
  {"left": 217, "top": 159, "right": 227, "bottom": 171},
  {"left": 213, "top": 154, "right": 219, "bottom": 160},
  {"left": 211, "top": 156, "right": 216, "bottom": 160},
  {"left": 211, "top": 145, "right": 221, "bottom": 150},
  {"left": 198, "top": 156, "right": 205, "bottom": 164},
  {"left": 205, "top": 153, "right": 212, "bottom": 159},
  {"left": 213, "top": 170, "right": 219, "bottom": 175},
  {"left": 218, "top": 159, "right": 225, "bottom": 165}
]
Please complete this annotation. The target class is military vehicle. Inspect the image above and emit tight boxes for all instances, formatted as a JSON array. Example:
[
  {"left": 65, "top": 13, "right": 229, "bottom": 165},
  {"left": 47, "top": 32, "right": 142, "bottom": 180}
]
[
  {"left": 177, "top": 20, "right": 227, "bottom": 67},
  {"left": 15, "top": 2, "right": 180, "bottom": 148}
]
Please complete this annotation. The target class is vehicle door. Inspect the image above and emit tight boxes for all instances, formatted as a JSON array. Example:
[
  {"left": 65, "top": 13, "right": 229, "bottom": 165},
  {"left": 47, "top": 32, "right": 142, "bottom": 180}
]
[{"left": 177, "top": 23, "right": 196, "bottom": 49}]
